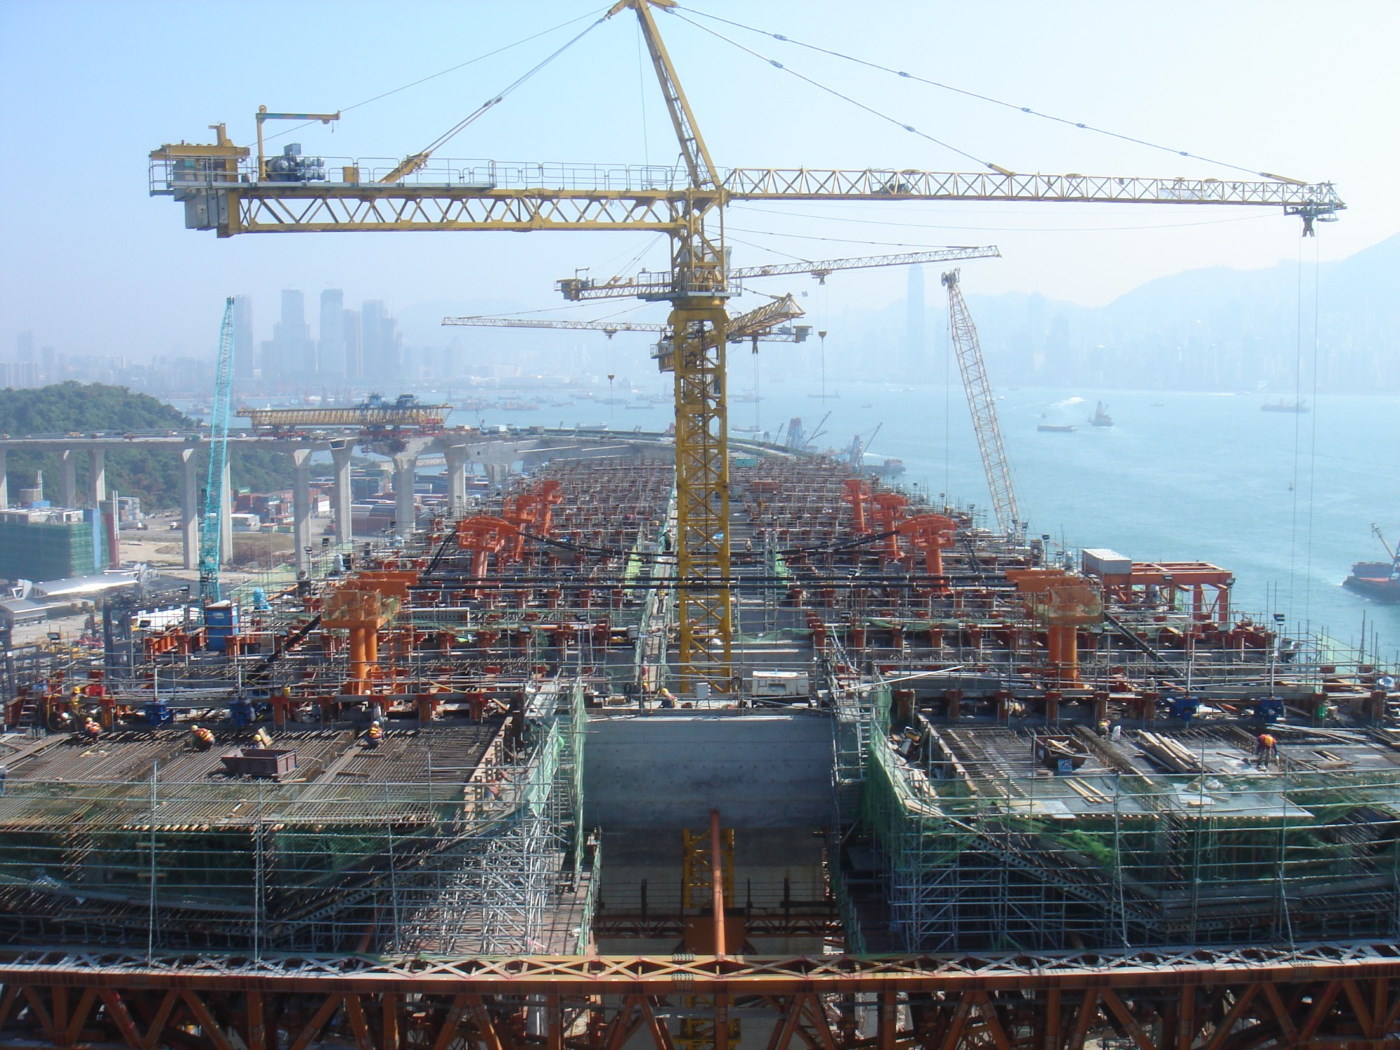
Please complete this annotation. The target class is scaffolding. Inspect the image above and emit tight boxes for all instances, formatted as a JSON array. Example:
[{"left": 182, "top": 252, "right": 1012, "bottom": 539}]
[
  {"left": 0, "top": 687, "right": 589, "bottom": 956},
  {"left": 860, "top": 710, "right": 1400, "bottom": 952}
]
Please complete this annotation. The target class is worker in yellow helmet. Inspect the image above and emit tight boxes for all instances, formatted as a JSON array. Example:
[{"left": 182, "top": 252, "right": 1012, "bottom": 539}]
[
  {"left": 252, "top": 726, "right": 272, "bottom": 749},
  {"left": 191, "top": 724, "right": 216, "bottom": 750},
  {"left": 1255, "top": 732, "right": 1278, "bottom": 770}
]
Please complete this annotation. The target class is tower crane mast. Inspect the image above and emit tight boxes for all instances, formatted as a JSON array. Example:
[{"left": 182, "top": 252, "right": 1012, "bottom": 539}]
[
  {"left": 150, "top": 0, "right": 1344, "bottom": 690},
  {"left": 199, "top": 297, "right": 236, "bottom": 605},
  {"left": 942, "top": 270, "right": 1020, "bottom": 536}
]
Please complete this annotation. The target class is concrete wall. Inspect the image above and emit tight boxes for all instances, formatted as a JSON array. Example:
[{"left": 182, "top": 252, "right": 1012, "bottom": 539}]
[{"left": 582, "top": 712, "right": 835, "bottom": 830}]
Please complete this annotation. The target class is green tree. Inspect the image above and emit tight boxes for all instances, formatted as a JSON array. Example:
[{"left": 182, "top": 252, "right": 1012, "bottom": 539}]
[{"left": 0, "top": 383, "right": 292, "bottom": 511}]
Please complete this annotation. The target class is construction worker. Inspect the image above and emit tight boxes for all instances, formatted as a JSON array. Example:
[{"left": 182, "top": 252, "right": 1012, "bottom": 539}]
[
  {"left": 252, "top": 726, "right": 273, "bottom": 749},
  {"left": 80, "top": 717, "right": 102, "bottom": 742},
  {"left": 190, "top": 724, "right": 216, "bottom": 750},
  {"left": 1255, "top": 732, "right": 1278, "bottom": 769},
  {"left": 365, "top": 719, "right": 385, "bottom": 748}
]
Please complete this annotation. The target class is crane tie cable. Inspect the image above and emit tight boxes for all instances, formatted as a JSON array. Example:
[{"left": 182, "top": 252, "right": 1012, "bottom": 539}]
[
  {"left": 411, "top": 15, "right": 608, "bottom": 160},
  {"left": 666, "top": 10, "right": 1001, "bottom": 173},
  {"left": 676, "top": 6, "right": 1303, "bottom": 183},
  {"left": 253, "top": 7, "right": 609, "bottom": 150}
]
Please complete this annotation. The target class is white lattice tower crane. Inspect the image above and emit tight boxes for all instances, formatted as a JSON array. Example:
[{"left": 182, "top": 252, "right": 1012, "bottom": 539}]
[{"left": 941, "top": 270, "right": 1021, "bottom": 537}]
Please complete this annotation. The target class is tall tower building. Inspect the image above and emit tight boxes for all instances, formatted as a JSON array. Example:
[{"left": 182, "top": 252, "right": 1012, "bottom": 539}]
[
  {"left": 272, "top": 289, "right": 313, "bottom": 380},
  {"left": 232, "top": 296, "right": 254, "bottom": 382},
  {"left": 360, "top": 300, "right": 401, "bottom": 383},
  {"left": 343, "top": 308, "right": 362, "bottom": 380},
  {"left": 318, "top": 289, "right": 346, "bottom": 381},
  {"left": 905, "top": 265, "right": 925, "bottom": 375}
]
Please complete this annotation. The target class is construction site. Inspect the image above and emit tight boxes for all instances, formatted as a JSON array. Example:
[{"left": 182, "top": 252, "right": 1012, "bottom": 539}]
[
  {"left": 3, "top": 1, "right": 1398, "bottom": 1047},
  {"left": 2, "top": 451, "right": 1398, "bottom": 1046}
]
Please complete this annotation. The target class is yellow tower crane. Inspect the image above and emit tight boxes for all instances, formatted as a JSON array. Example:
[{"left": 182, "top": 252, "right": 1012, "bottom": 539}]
[{"left": 149, "top": 0, "right": 1343, "bottom": 691}]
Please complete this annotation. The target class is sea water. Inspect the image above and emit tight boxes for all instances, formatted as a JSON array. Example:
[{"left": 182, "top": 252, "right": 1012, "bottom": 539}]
[
  {"left": 516, "top": 381, "right": 1398, "bottom": 662},
  {"left": 749, "top": 382, "right": 1400, "bottom": 662}
]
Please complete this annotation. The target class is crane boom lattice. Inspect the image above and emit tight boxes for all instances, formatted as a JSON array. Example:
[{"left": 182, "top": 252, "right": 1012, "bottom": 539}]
[{"left": 942, "top": 270, "right": 1020, "bottom": 536}]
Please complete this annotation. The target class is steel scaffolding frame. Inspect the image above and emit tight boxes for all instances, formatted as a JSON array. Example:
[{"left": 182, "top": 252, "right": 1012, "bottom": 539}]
[
  {"left": 861, "top": 709, "right": 1400, "bottom": 952},
  {"left": 0, "top": 689, "right": 588, "bottom": 956}
]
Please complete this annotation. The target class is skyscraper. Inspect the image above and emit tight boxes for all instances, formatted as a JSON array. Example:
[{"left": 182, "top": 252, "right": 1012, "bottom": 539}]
[
  {"left": 360, "top": 300, "right": 401, "bottom": 383},
  {"left": 905, "top": 265, "right": 925, "bottom": 375},
  {"left": 232, "top": 296, "right": 254, "bottom": 382},
  {"left": 318, "top": 289, "right": 346, "bottom": 381},
  {"left": 272, "top": 289, "right": 313, "bottom": 381}
]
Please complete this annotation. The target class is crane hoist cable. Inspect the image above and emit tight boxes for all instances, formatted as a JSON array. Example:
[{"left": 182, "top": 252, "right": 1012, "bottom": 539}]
[{"left": 680, "top": 7, "right": 1310, "bottom": 185}]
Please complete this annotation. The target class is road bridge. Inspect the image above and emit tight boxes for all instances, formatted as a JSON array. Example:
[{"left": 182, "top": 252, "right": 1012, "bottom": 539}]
[{"left": 0, "top": 428, "right": 790, "bottom": 574}]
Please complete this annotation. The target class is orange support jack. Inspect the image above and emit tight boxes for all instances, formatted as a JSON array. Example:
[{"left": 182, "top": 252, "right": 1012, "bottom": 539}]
[
  {"left": 897, "top": 514, "right": 958, "bottom": 593},
  {"left": 1007, "top": 568, "right": 1103, "bottom": 684}
]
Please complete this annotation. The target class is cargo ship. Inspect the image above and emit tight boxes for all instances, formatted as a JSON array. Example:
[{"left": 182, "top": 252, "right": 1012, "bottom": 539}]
[{"left": 1343, "top": 524, "right": 1400, "bottom": 602}]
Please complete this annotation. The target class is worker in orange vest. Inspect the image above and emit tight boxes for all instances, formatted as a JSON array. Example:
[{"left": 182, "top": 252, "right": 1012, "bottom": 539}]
[
  {"left": 191, "top": 724, "right": 216, "bottom": 750},
  {"left": 80, "top": 717, "right": 102, "bottom": 742},
  {"left": 1256, "top": 732, "right": 1278, "bottom": 769},
  {"left": 365, "top": 719, "right": 385, "bottom": 748}
]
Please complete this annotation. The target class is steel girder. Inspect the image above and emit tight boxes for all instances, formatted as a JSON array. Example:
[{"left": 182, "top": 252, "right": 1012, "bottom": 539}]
[{"left": 2, "top": 944, "right": 1398, "bottom": 1050}]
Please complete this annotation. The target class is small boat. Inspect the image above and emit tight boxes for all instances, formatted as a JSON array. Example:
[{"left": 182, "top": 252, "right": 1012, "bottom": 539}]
[
  {"left": 1089, "top": 401, "right": 1113, "bottom": 427},
  {"left": 1261, "top": 398, "right": 1309, "bottom": 413},
  {"left": 1034, "top": 735, "right": 1089, "bottom": 773}
]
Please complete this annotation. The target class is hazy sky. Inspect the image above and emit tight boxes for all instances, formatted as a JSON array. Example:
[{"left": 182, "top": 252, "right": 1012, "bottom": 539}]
[{"left": 2, "top": 0, "right": 1397, "bottom": 360}]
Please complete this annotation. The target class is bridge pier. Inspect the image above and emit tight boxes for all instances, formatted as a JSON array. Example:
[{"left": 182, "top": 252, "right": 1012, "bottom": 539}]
[
  {"left": 444, "top": 443, "right": 468, "bottom": 518},
  {"left": 393, "top": 452, "right": 417, "bottom": 539},
  {"left": 89, "top": 448, "right": 105, "bottom": 506},
  {"left": 61, "top": 449, "right": 77, "bottom": 508},
  {"left": 0, "top": 448, "right": 6, "bottom": 509},
  {"left": 290, "top": 448, "right": 312, "bottom": 576},
  {"left": 331, "top": 441, "right": 354, "bottom": 543},
  {"left": 180, "top": 448, "right": 199, "bottom": 570}
]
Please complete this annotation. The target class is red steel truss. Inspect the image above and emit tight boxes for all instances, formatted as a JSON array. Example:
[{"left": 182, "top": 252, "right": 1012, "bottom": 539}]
[{"left": 2, "top": 943, "right": 1398, "bottom": 1049}]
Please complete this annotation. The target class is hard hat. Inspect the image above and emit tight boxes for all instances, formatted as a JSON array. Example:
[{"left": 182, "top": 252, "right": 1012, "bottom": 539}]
[{"left": 191, "top": 724, "right": 200, "bottom": 730}]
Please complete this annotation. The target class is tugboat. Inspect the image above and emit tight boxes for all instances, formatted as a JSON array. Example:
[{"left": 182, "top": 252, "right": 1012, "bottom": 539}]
[
  {"left": 1089, "top": 401, "right": 1114, "bottom": 427},
  {"left": 1343, "top": 524, "right": 1400, "bottom": 603}
]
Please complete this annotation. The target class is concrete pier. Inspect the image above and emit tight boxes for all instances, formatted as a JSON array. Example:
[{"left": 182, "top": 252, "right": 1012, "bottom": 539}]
[
  {"left": 444, "top": 443, "right": 468, "bottom": 518},
  {"left": 180, "top": 448, "right": 199, "bottom": 570},
  {"left": 331, "top": 441, "right": 354, "bottom": 543},
  {"left": 0, "top": 448, "right": 6, "bottom": 509},
  {"left": 61, "top": 449, "right": 77, "bottom": 508},
  {"left": 393, "top": 452, "right": 417, "bottom": 539},
  {"left": 89, "top": 448, "right": 105, "bottom": 506},
  {"left": 290, "top": 448, "right": 312, "bottom": 574}
]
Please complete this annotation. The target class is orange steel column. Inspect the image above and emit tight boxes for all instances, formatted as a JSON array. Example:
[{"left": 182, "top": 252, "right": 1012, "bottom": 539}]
[{"left": 710, "top": 809, "right": 726, "bottom": 958}]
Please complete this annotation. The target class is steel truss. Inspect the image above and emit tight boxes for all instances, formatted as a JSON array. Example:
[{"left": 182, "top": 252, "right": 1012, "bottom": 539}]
[{"left": 1, "top": 943, "right": 1396, "bottom": 1049}]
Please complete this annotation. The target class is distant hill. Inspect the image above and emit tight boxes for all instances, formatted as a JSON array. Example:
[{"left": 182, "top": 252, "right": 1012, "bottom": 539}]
[
  {"left": 0, "top": 383, "right": 290, "bottom": 511},
  {"left": 958, "top": 232, "right": 1400, "bottom": 392}
]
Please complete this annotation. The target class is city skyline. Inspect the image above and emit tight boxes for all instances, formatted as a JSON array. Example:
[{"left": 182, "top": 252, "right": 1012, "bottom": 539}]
[{"left": 1, "top": 0, "right": 1396, "bottom": 368}]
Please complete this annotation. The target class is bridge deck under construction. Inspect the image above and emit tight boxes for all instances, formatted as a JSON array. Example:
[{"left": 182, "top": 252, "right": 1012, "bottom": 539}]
[{"left": 2, "top": 452, "right": 1398, "bottom": 1048}]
